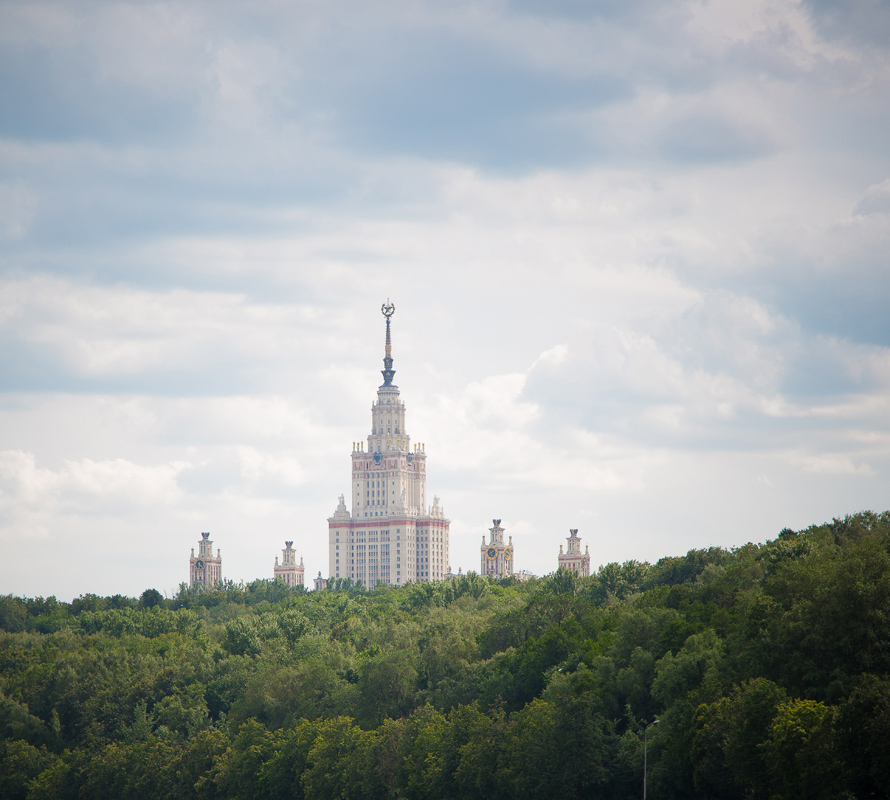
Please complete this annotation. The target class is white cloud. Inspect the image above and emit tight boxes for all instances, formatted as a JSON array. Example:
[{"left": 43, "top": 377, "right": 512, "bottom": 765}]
[
  {"left": 783, "top": 451, "right": 874, "bottom": 476},
  {"left": 854, "top": 178, "right": 890, "bottom": 216},
  {"left": 0, "top": 450, "right": 189, "bottom": 539},
  {"left": 236, "top": 446, "right": 305, "bottom": 486}
]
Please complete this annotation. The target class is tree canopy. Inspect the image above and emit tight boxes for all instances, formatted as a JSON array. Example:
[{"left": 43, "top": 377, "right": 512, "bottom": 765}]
[{"left": 2, "top": 512, "right": 890, "bottom": 799}]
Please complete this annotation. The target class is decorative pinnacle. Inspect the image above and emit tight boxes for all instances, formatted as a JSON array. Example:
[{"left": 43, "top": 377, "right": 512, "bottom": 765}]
[
  {"left": 382, "top": 299, "right": 395, "bottom": 355},
  {"left": 380, "top": 299, "right": 397, "bottom": 387}
]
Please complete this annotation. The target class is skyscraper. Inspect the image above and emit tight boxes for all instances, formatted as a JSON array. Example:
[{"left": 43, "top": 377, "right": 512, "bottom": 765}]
[{"left": 328, "top": 301, "right": 449, "bottom": 586}]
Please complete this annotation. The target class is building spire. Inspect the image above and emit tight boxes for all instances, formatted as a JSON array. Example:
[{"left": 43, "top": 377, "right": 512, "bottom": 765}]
[{"left": 380, "top": 299, "right": 396, "bottom": 386}]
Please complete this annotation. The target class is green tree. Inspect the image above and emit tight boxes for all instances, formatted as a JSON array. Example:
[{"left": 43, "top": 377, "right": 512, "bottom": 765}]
[
  {"left": 836, "top": 674, "right": 890, "bottom": 797},
  {"left": 179, "top": 729, "right": 230, "bottom": 800},
  {"left": 0, "top": 739, "right": 56, "bottom": 800},
  {"left": 257, "top": 719, "right": 318, "bottom": 800},
  {"left": 692, "top": 678, "right": 788, "bottom": 799},
  {"left": 453, "top": 705, "right": 506, "bottom": 800},
  {"left": 226, "top": 719, "right": 276, "bottom": 800},
  {"left": 153, "top": 689, "right": 209, "bottom": 739},
  {"left": 501, "top": 696, "right": 614, "bottom": 800},
  {"left": 765, "top": 699, "right": 841, "bottom": 800},
  {"left": 139, "top": 589, "right": 164, "bottom": 609},
  {"left": 0, "top": 691, "right": 50, "bottom": 746},
  {"left": 302, "top": 716, "right": 382, "bottom": 800},
  {"left": 357, "top": 651, "right": 417, "bottom": 726},
  {"left": 79, "top": 738, "right": 181, "bottom": 800}
]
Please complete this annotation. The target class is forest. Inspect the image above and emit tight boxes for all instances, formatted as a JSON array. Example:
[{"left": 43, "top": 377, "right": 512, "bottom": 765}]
[{"left": 2, "top": 511, "right": 890, "bottom": 800}]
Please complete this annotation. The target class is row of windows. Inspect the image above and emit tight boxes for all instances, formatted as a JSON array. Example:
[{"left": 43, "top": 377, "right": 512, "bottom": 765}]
[{"left": 354, "top": 464, "right": 425, "bottom": 478}]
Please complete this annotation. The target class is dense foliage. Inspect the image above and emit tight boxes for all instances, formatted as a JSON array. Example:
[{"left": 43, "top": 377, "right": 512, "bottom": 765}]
[{"left": 3, "top": 511, "right": 890, "bottom": 799}]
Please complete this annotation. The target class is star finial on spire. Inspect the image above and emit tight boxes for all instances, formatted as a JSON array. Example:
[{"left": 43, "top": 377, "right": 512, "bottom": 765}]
[{"left": 380, "top": 299, "right": 397, "bottom": 386}]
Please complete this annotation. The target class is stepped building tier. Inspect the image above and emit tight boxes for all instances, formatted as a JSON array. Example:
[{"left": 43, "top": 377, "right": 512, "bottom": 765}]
[
  {"left": 328, "top": 301, "right": 450, "bottom": 586},
  {"left": 274, "top": 541, "right": 305, "bottom": 588},
  {"left": 189, "top": 532, "right": 222, "bottom": 588},
  {"left": 481, "top": 519, "right": 513, "bottom": 578},
  {"left": 558, "top": 528, "right": 590, "bottom": 576}
]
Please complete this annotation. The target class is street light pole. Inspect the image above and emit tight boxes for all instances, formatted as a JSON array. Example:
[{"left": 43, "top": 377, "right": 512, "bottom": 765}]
[{"left": 644, "top": 719, "right": 659, "bottom": 800}]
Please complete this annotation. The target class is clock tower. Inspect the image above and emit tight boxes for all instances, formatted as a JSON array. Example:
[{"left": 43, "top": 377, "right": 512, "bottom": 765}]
[
  {"left": 480, "top": 519, "right": 514, "bottom": 578},
  {"left": 189, "top": 532, "right": 222, "bottom": 588}
]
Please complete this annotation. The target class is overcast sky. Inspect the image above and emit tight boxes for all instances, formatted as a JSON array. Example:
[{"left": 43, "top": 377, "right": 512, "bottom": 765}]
[{"left": 1, "top": 0, "right": 889, "bottom": 601}]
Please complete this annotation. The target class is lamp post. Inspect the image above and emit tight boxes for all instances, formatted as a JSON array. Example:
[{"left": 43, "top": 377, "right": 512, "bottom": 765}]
[{"left": 644, "top": 719, "right": 659, "bottom": 800}]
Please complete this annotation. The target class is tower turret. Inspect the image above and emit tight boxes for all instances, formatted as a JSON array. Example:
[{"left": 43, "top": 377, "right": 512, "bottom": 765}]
[
  {"left": 274, "top": 540, "right": 305, "bottom": 588},
  {"left": 557, "top": 528, "right": 590, "bottom": 576},
  {"left": 189, "top": 531, "right": 222, "bottom": 588},
  {"left": 481, "top": 519, "right": 513, "bottom": 578}
]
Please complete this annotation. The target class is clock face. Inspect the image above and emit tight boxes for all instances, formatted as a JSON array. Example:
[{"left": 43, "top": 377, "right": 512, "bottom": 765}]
[
  {"left": 373, "top": 451, "right": 382, "bottom": 465},
  {"left": 195, "top": 559, "right": 205, "bottom": 569},
  {"left": 504, "top": 548, "right": 512, "bottom": 559},
  {"left": 486, "top": 547, "right": 497, "bottom": 559}
]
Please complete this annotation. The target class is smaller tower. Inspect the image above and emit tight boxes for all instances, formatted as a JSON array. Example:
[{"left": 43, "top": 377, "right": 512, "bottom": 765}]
[
  {"left": 558, "top": 529, "right": 590, "bottom": 576},
  {"left": 480, "top": 519, "right": 513, "bottom": 578},
  {"left": 190, "top": 532, "right": 222, "bottom": 589},
  {"left": 274, "top": 541, "right": 305, "bottom": 588},
  {"left": 314, "top": 571, "right": 328, "bottom": 592}
]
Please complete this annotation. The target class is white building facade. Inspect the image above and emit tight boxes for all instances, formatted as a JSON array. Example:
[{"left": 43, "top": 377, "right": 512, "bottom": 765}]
[
  {"left": 558, "top": 528, "right": 590, "bottom": 576},
  {"left": 189, "top": 532, "right": 222, "bottom": 588},
  {"left": 328, "top": 302, "right": 450, "bottom": 586},
  {"left": 274, "top": 541, "right": 305, "bottom": 587}
]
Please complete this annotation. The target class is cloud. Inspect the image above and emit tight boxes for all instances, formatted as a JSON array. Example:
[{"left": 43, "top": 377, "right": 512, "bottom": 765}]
[
  {"left": 854, "top": 178, "right": 890, "bottom": 215},
  {"left": 508, "top": 0, "right": 666, "bottom": 22},
  {"left": 312, "top": 30, "right": 628, "bottom": 171},
  {"left": 0, "top": 276, "right": 365, "bottom": 394},
  {"left": 521, "top": 286, "right": 890, "bottom": 461},
  {"left": 783, "top": 450, "right": 874, "bottom": 476},
  {"left": 0, "top": 0, "right": 212, "bottom": 144},
  {"left": 0, "top": 182, "right": 37, "bottom": 239},
  {"left": 803, "top": 0, "right": 890, "bottom": 48},
  {"left": 0, "top": 449, "right": 188, "bottom": 528},
  {"left": 657, "top": 107, "right": 777, "bottom": 164}
]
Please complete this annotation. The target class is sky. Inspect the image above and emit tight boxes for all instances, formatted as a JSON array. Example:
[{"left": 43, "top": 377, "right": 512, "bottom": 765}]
[{"left": 1, "top": 0, "right": 889, "bottom": 602}]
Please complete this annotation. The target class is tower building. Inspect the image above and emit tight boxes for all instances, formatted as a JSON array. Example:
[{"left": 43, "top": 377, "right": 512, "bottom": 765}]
[
  {"left": 274, "top": 541, "right": 305, "bottom": 588},
  {"left": 328, "top": 301, "right": 450, "bottom": 586},
  {"left": 189, "top": 532, "right": 222, "bottom": 588},
  {"left": 481, "top": 519, "right": 513, "bottom": 578},
  {"left": 558, "top": 529, "right": 590, "bottom": 576}
]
